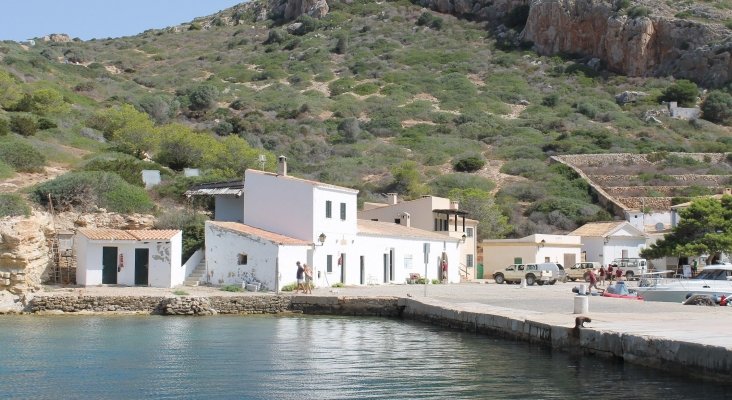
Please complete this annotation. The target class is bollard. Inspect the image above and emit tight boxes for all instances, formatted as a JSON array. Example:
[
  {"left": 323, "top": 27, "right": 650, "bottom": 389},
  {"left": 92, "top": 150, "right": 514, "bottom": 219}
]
[
  {"left": 574, "top": 295, "right": 589, "bottom": 314},
  {"left": 520, "top": 278, "right": 527, "bottom": 288},
  {"left": 579, "top": 284, "right": 587, "bottom": 295}
]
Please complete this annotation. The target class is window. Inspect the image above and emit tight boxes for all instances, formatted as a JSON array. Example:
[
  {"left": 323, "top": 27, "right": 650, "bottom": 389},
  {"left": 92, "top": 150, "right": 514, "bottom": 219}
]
[
  {"left": 404, "top": 254, "right": 413, "bottom": 269},
  {"left": 340, "top": 202, "right": 346, "bottom": 220},
  {"left": 326, "top": 201, "right": 332, "bottom": 218},
  {"left": 237, "top": 253, "right": 248, "bottom": 265},
  {"left": 466, "top": 227, "right": 474, "bottom": 238},
  {"left": 513, "top": 257, "right": 522, "bottom": 264},
  {"left": 327, "top": 255, "right": 333, "bottom": 273},
  {"left": 466, "top": 254, "right": 473, "bottom": 268},
  {"left": 394, "top": 218, "right": 401, "bottom": 224},
  {"left": 434, "top": 219, "right": 439, "bottom": 231},
  {"left": 544, "top": 257, "right": 550, "bottom": 262}
]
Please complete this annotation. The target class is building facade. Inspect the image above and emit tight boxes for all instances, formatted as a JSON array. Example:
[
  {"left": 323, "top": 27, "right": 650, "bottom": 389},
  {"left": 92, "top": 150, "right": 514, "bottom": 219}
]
[
  {"left": 481, "top": 234, "right": 582, "bottom": 277},
  {"left": 569, "top": 221, "right": 647, "bottom": 267}
]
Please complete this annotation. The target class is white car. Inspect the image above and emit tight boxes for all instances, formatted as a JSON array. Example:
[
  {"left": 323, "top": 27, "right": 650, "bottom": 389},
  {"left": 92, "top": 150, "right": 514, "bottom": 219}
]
[{"left": 493, "top": 264, "right": 553, "bottom": 286}]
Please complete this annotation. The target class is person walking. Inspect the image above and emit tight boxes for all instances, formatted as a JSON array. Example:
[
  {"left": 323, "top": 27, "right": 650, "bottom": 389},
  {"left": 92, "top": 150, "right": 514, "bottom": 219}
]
[
  {"left": 608, "top": 264, "right": 615, "bottom": 282},
  {"left": 588, "top": 269, "right": 599, "bottom": 292},
  {"left": 303, "top": 263, "right": 313, "bottom": 294},
  {"left": 295, "top": 261, "right": 306, "bottom": 294}
]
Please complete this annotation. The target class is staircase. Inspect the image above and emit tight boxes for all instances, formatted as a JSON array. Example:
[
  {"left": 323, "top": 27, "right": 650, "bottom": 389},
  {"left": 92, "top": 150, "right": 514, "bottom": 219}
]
[{"left": 183, "top": 257, "right": 206, "bottom": 286}]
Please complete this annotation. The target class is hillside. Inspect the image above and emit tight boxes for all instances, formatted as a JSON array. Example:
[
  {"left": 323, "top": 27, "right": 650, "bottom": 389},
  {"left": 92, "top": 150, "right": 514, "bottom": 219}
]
[{"left": 0, "top": 0, "right": 731, "bottom": 241}]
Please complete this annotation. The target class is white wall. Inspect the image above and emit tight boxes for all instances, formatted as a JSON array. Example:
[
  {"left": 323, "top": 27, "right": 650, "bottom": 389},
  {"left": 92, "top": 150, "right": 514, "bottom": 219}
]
[
  {"left": 602, "top": 238, "right": 646, "bottom": 266},
  {"left": 312, "top": 186, "right": 358, "bottom": 240},
  {"left": 243, "top": 171, "right": 315, "bottom": 241},
  {"left": 205, "top": 221, "right": 309, "bottom": 290},
  {"left": 75, "top": 234, "right": 182, "bottom": 288},
  {"left": 215, "top": 196, "right": 243, "bottom": 222}
]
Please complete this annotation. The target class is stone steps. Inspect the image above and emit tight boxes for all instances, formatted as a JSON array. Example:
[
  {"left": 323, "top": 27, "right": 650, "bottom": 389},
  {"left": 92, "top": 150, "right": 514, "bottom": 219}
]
[{"left": 183, "top": 258, "right": 206, "bottom": 287}]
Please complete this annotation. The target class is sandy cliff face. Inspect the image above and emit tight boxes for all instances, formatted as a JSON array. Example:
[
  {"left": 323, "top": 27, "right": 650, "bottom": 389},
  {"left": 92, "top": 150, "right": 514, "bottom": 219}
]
[{"left": 522, "top": 0, "right": 732, "bottom": 86}]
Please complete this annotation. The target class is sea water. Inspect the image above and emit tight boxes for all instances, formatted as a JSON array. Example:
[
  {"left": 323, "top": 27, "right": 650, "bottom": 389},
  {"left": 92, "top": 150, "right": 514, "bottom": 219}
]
[{"left": 1, "top": 315, "right": 729, "bottom": 399}]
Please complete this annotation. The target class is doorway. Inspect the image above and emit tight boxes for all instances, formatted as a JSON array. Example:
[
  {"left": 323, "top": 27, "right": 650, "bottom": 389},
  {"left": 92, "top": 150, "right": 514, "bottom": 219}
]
[
  {"left": 340, "top": 253, "right": 346, "bottom": 284},
  {"left": 102, "top": 246, "right": 118, "bottom": 284},
  {"left": 383, "top": 253, "right": 389, "bottom": 283},
  {"left": 135, "top": 248, "right": 149, "bottom": 286}
]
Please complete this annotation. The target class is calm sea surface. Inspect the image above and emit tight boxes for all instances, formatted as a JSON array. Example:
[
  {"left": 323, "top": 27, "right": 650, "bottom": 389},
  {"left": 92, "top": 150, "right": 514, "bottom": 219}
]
[{"left": 1, "top": 315, "right": 729, "bottom": 399}]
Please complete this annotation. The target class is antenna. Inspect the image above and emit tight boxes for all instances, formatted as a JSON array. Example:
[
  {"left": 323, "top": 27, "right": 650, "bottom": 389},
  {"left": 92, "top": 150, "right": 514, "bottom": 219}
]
[{"left": 258, "top": 154, "right": 266, "bottom": 170}]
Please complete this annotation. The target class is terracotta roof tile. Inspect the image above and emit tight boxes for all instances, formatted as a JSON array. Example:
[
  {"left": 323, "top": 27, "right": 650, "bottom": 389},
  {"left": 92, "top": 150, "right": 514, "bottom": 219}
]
[
  {"left": 208, "top": 221, "right": 311, "bottom": 246},
  {"left": 78, "top": 229, "right": 180, "bottom": 241},
  {"left": 569, "top": 221, "right": 626, "bottom": 237}
]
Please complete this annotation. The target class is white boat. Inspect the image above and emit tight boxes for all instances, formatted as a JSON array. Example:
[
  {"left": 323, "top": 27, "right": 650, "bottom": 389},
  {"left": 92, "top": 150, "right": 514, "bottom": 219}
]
[{"left": 635, "top": 264, "right": 732, "bottom": 303}]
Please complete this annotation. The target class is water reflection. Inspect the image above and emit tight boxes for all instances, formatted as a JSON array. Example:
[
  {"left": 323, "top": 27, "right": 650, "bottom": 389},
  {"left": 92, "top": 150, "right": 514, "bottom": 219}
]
[{"left": 0, "top": 315, "right": 729, "bottom": 399}]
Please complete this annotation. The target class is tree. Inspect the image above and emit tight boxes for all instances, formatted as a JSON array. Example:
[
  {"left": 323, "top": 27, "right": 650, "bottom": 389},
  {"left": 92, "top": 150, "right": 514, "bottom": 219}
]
[
  {"left": 701, "top": 90, "right": 732, "bottom": 125},
  {"left": 660, "top": 79, "right": 698, "bottom": 107},
  {"left": 203, "top": 135, "right": 273, "bottom": 176},
  {"left": 87, "top": 104, "right": 153, "bottom": 140},
  {"left": 187, "top": 84, "right": 218, "bottom": 111},
  {"left": 388, "top": 161, "right": 428, "bottom": 199},
  {"left": 448, "top": 188, "right": 511, "bottom": 239},
  {"left": 640, "top": 196, "right": 732, "bottom": 262},
  {"left": 31, "top": 88, "right": 69, "bottom": 115},
  {"left": 0, "top": 70, "right": 23, "bottom": 110},
  {"left": 154, "top": 124, "right": 208, "bottom": 170}
]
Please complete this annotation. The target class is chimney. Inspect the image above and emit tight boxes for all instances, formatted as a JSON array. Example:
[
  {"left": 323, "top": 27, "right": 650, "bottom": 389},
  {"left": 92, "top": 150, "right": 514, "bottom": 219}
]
[
  {"left": 277, "top": 155, "right": 287, "bottom": 176},
  {"left": 402, "top": 212, "right": 411, "bottom": 228},
  {"left": 450, "top": 200, "right": 459, "bottom": 210},
  {"left": 387, "top": 193, "right": 398, "bottom": 205}
]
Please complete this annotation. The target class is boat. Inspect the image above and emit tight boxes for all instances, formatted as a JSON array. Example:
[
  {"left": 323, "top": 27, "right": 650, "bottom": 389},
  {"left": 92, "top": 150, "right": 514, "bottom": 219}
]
[
  {"left": 601, "top": 281, "right": 643, "bottom": 300},
  {"left": 635, "top": 264, "right": 732, "bottom": 303}
]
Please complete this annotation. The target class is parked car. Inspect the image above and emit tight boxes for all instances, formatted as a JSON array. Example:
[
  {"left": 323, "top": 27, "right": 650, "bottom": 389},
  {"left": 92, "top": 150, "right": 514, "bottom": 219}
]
[
  {"left": 567, "top": 262, "right": 601, "bottom": 282},
  {"left": 611, "top": 258, "right": 648, "bottom": 280},
  {"left": 537, "top": 262, "right": 568, "bottom": 284},
  {"left": 493, "top": 264, "right": 552, "bottom": 286}
]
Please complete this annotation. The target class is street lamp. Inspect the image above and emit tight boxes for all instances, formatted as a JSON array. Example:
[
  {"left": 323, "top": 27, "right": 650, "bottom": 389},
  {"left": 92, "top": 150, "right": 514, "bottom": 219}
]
[{"left": 317, "top": 233, "right": 326, "bottom": 246}]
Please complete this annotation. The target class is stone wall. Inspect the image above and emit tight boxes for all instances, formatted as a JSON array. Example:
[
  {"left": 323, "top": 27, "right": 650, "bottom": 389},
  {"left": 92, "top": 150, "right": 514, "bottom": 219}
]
[
  {"left": 291, "top": 295, "right": 402, "bottom": 317},
  {"left": 30, "top": 296, "right": 166, "bottom": 314}
]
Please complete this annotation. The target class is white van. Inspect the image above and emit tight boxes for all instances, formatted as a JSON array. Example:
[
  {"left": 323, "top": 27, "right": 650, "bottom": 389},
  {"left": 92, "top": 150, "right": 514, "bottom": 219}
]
[{"left": 610, "top": 258, "right": 648, "bottom": 280}]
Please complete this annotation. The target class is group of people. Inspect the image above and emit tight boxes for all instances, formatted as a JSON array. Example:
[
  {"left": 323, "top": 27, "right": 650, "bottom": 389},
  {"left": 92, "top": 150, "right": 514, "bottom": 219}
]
[
  {"left": 587, "top": 263, "right": 623, "bottom": 291},
  {"left": 295, "top": 261, "right": 313, "bottom": 294}
]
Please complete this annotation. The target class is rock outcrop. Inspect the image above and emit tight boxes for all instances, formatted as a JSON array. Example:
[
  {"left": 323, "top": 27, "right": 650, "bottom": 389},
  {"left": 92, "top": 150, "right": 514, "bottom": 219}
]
[
  {"left": 0, "top": 212, "right": 53, "bottom": 294},
  {"left": 413, "top": 0, "right": 732, "bottom": 86}
]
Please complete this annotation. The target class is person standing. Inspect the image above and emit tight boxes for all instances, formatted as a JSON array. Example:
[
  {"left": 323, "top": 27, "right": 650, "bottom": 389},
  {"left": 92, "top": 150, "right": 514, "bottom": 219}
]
[
  {"left": 608, "top": 264, "right": 615, "bottom": 282},
  {"left": 616, "top": 267, "right": 623, "bottom": 281},
  {"left": 295, "top": 261, "right": 306, "bottom": 294},
  {"left": 598, "top": 265, "right": 606, "bottom": 286},
  {"left": 303, "top": 263, "right": 313, "bottom": 294}
]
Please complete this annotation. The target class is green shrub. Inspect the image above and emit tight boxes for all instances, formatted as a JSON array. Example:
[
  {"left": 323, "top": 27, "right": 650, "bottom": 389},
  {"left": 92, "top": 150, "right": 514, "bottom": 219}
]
[
  {"left": 615, "top": 0, "right": 631, "bottom": 11},
  {"left": 37, "top": 117, "right": 57, "bottom": 130},
  {"left": 172, "top": 289, "right": 189, "bottom": 296},
  {"left": 430, "top": 173, "right": 495, "bottom": 197},
  {"left": 155, "top": 210, "right": 207, "bottom": 261},
  {"left": 661, "top": 79, "right": 698, "bottom": 107},
  {"left": 186, "top": 84, "right": 218, "bottom": 111},
  {"left": 221, "top": 284, "right": 243, "bottom": 292},
  {"left": 0, "top": 160, "right": 12, "bottom": 179},
  {"left": 702, "top": 90, "right": 732, "bottom": 124},
  {"left": 281, "top": 283, "right": 296, "bottom": 292},
  {"left": 0, "top": 118, "right": 8, "bottom": 136},
  {"left": 453, "top": 155, "right": 485, "bottom": 172},
  {"left": 500, "top": 159, "right": 547, "bottom": 178},
  {"left": 331, "top": 282, "right": 344, "bottom": 288},
  {"left": 416, "top": 12, "right": 444, "bottom": 30},
  {"left": 32, "top": 171, "right": 154, "bottom": 213},
  {"left": 10, "top": 115, "right": 37, "bottom": 136},
  {"left": 627, "top": 6, "right": 651, "bottom": 19},
  {"left": 0, "top": 140, "right": 46, "bottom": 172},
  {"left": 431, "top": 279, "right": 441, "bottom": 284},
  {"left": 0, "top": 194, "right": 30, "bottom": 217},
  {"left": 82, "top": 155, "right": 169, "bottom": 186}
]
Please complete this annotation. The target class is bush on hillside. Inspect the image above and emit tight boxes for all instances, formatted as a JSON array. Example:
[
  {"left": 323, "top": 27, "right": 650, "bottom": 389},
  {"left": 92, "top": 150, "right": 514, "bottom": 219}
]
[
  {"left": 626, "top": 6, "right": 650, "bottom": 19},
  {"left": 701, "top": 90, "right": 732, "bottom": 125},
  {"left": 0, "top": 193, "right": 31, "bottom": 217},
  {"left": 453, "top": 155, "right": 485, "bottom": 172},
  {"left": 0, "top": 118, "right": 8, "bottom": 136},
  {"left": 186, "top": 84, "right": 219, "bottom": 112},
  {"left": 32, "top": 171, "right": 154, "bottom": 213},
  {"left": 416, "top": 12, "right": 444, "bottom": 30},
  {"left": 500, "top": 159, "right": 548, "bottom": 178},
  {"left": 661, "top": 80, "right": 698, "bottom": 107},
  {"left": 0, "top": 140, "right": 46, "bottom": 172},
  {"left": 155, "top": 210, "right": 208, "bottom": 261},
  {"left": 430, "top": 173, "right": 495, "bottom": 197},
  {"left": 10, "top": 115, "right": 38, "bottom": 136},
  {"left": 82, "top": 156, "right": 171, "bottom": 186}
]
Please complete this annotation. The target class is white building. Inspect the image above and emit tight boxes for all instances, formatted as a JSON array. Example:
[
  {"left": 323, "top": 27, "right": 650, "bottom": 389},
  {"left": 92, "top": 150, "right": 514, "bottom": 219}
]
[
  {"left": 203, "top": 157, "right": 461, "bottom": 290},
  {"left": 359, "top": 194, "right": 478, "bottom": 280},
  {"left": 481, "top": 234, "right": 582, "bottom": 277},
  {"left": 75, "top": 229, "right": 183, "bottom": 287},
  {"left": 569, "top": 221, "right": 647, "bottom": 267},
  {"left": 185, "top": 179, "right": 245, "bottom": 222}
]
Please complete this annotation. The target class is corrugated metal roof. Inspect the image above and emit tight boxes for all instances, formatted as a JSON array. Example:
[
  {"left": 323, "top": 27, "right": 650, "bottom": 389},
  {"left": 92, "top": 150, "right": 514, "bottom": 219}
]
[
  {"left": 208, "top": 221, "right": 311, "bottom": 246},
  {"left": 185, "top": 180, "right": 245, "bottom": 197},
  {"left": 357, "top": 219, "right": 459, "bottom": 242},
  {"left": 569, "top": 222, "right": 626, "bottom": 237},
  {"left": 77, "top": 229, "right": 180, "bottom": 241}
]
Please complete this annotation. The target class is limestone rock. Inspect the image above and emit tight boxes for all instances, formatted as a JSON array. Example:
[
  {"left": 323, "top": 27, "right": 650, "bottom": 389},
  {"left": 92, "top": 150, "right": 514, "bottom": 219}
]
[
  {"left": 268, "top": 0, "right": 329, "bottom": 21},
  {"left": 42, "top": 33, "right": 71, "bottom": 43}
]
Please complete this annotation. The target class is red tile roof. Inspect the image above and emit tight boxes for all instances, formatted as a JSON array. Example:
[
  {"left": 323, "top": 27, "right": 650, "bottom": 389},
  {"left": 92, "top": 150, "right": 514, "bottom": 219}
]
[
  {"left": 208, "top": 221, "right": 311, "bottom": 246},
  {"left": 77, "top": 229, "right": 180, "bottom": 241}
]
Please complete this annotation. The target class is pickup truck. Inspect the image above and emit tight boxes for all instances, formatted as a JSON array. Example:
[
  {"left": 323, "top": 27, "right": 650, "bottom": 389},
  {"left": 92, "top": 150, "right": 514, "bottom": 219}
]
[
  {"left": 567, "top": 262, "right": 601, "bottom": 282},
  {"left": 493, "top": 264, "right": 553, "bottom": 286}
]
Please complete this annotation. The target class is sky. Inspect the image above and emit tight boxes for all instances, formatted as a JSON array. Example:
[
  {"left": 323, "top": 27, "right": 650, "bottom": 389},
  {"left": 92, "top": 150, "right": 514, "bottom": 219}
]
[{"left": 0, "top": 0, "right": 246, "bottom": 41}]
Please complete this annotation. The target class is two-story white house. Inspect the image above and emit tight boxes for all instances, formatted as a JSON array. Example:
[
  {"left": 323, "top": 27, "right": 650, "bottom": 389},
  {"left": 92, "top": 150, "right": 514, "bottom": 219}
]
[
  {"left": 204, "top": 157, "right": 461, "bottom": 290},
  {"left": 358, "top": 194, "right": 478, "bottom": 280}
]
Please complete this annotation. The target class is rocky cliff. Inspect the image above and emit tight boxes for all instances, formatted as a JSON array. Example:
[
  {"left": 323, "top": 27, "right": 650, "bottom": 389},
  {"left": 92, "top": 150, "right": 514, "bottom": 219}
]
[{"left": 413, "top": 0, "right": 732, "bottom": 87}]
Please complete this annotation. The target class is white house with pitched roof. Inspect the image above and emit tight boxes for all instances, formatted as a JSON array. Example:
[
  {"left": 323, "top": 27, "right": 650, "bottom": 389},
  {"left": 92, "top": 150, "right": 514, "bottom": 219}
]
[
  {"left": 569, "top": 221, "right": 647, "bottom": 267},
  {"left": 75, "top": 229, "right": 182, "bottom": 287},
  {"left": 203, "top": 157, "right": 461, "bottom": 290}
]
